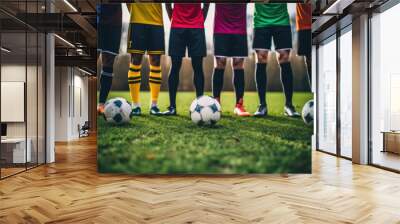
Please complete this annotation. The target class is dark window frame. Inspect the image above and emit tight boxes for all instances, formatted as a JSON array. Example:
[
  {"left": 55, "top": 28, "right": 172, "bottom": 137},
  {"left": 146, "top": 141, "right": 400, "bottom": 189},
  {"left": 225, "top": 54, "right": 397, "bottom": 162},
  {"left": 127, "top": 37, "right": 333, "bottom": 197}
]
[{"left": 314, "top": 19, "right": 353, "bottom": 161}]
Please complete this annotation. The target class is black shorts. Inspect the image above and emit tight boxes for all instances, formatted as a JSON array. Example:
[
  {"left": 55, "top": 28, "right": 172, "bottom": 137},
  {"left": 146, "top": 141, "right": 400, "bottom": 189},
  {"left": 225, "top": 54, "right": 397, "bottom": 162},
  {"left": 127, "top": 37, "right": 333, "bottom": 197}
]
[
  {"left": 98, "top": 23, "right": 122, "bottom": 55},
  {"left": 252, "top": 26, "right": 292, "bottom": 51},
  {"left": 169, "top": 28, "right": 206, "bottom": 57},
  {"left": 127, "top": 23, "right": 165, "bottom": 55},
  {"left": 214, "top": 34, "right": 248, "bottom": 58},
  {"left": 297, "top": 29, "right": 311, "bottom": 56}
]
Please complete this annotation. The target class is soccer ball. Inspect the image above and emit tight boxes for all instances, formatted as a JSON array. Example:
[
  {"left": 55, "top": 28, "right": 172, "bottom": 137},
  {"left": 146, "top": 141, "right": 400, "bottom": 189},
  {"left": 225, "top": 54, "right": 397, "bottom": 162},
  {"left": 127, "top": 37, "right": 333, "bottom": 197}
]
[
  {"left": 302, "top": 100, "right": 314, "bottom": 125},
  {"left": 189, "top": 96, "right": 221, "bottom": 125},
  {"left": 103, "top": 97, "right": 132, "bottom": 124}
]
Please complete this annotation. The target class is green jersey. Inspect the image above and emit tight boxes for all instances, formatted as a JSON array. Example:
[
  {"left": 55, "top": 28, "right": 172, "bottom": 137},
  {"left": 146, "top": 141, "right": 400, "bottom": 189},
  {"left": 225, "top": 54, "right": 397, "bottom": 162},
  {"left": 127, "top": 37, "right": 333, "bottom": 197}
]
[{"left": 254, "top": 3, "right": 290, "bottom": 28}]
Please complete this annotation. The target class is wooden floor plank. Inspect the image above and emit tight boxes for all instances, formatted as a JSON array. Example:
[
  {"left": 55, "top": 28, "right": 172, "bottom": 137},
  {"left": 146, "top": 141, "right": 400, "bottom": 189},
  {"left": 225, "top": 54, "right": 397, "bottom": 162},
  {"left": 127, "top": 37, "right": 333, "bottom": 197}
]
[{"left": 0, "top": 135, "right": 399, "bottom": 223}]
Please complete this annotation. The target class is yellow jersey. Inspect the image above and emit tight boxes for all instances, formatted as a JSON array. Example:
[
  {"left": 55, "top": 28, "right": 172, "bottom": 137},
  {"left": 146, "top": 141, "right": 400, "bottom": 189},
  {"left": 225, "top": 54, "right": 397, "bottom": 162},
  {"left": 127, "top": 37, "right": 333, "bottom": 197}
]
[{"left": 129, "top": 3, "right": 163, "bottom": 26}]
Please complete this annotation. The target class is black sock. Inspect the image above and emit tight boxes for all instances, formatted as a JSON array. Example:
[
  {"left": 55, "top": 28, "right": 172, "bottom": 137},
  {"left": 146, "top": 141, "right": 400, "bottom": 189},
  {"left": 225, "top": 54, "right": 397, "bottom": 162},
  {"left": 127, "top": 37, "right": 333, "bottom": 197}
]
[
  {"left": 168, "top": 56, "right": 182, "bottom": 108},
  {"left": 233, "top": 69, "right": 245, "bottom": 104},
  {"left": 212, "top": 68, "right": 224, "bottom": 98},
  {"left": 99, "top": 66, "right": 113, "bottom": 104},
  {"left": 191, "top": 57, "right": 204, "bottom": 97},
  {"left": 280, "top": 62, "right": 294, "bottom": 107},
  {"left": 255, "top": 63, "right": 267, "bottom": 106}
]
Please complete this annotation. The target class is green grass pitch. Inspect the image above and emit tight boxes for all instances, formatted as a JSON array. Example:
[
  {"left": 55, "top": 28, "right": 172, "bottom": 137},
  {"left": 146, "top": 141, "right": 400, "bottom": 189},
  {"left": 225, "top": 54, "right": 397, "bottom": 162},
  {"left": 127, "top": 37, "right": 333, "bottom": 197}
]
[{"left": 97, "top": 91, "right": 313, "bottom": 174}]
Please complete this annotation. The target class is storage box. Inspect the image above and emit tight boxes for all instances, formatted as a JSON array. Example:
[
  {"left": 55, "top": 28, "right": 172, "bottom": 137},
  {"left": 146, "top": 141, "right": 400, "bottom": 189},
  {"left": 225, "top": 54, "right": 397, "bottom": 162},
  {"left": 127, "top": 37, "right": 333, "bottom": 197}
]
[{"left": 383, "top": 132, "right": 400, "bottom": 154}]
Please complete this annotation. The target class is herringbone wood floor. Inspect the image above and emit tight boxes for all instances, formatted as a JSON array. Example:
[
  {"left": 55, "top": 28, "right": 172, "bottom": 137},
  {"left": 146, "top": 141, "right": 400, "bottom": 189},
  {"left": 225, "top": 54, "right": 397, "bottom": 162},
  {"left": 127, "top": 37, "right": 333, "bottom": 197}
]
[{"left": 1, "top": 135, "right": 400, "bottom": 224}]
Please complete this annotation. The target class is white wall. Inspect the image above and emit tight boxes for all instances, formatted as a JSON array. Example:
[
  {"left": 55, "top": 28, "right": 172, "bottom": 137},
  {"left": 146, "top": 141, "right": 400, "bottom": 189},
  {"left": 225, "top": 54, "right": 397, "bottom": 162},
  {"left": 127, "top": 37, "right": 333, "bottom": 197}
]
[
  {"left": 54, "top": 66, "right": 69, "bottom": 141},
  {"left": 1, "top": 63, "right": 46, "bottom": 164},
  {"left": 54, "top": 67, "right": 89, "bottom": 141},
  {"left": 71, "top": 72, "right": 89, "bottom": 138},
  {"left": 1, "top": 65, "right": 26, "bottom": 139},
  {"left": 1, "top": 65, "right": 41, "bottom": 138}
]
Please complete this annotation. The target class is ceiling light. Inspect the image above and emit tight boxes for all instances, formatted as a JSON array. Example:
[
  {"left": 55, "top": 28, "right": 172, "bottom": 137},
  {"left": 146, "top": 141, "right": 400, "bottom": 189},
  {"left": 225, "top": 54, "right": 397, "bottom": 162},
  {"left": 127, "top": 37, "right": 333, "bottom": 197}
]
[
  {"left": 323, "top": 0, "right": 342, "bottom": 14},
  {"left": 54, "top": 34, "right": 75, "bottom": 48},
  {"left": 63, "top": 0, "right": 78, "bottom": 12},
  {"left": 76, "top": 49, "right": 83, "bottom": 55},
  {"left": 78, "top": 67, "right": 93, "bottom": 76},
  {"left": 322, "top": 0, "right": 354, "bottom": 15},
  {"left": 1, "top": 47, "right": 11, "bottom": 53}
]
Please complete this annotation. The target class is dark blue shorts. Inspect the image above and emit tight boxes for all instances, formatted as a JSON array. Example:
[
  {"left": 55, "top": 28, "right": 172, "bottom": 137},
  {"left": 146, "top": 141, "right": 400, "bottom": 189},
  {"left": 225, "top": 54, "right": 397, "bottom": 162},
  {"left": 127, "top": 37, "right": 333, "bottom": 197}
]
[
  {"left": 169, "top": 28, "right": 206, "bottom": 57},
  {"left": 97, "top": 4, "right": 122, "bottom": 55},
  {"left": 253, "top": 25, "right": 292, "bottom": 51},
  {"left": 127, "top": 23, "right": 165, "bottom": 55},
  {"left": 214, "top": 34, "right": 248, "bottom": 58},
  {"left": 297, "top": 29, "right": 311, "bottom": 56},
  {"left": 98, "top": 23, "right": 122, "bottom": 55}
]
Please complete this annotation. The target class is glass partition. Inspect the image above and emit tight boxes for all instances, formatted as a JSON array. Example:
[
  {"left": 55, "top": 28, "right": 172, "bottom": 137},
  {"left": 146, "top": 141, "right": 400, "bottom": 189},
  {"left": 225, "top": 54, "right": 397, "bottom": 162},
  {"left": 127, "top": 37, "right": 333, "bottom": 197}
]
[
  {"left": 0, "top": 1, "right": 46, "bottom": 179},
  {"left": 370, "top": 3, "right": 400, "bottom": 171},
  {"left": 38, "top": 32, "right": 45, "bottom": 165},
  {"left": 339, "top": 28, "right": 352, "bottom": 158},
  {"left": 317, "top": 35, "right": 337, "bottom": 154},
  {"left": 27, "top": 31, "right": 38, "bottom": 169},
  {"left": 1, "top": 31, "right": 28, "bottom": 177}
]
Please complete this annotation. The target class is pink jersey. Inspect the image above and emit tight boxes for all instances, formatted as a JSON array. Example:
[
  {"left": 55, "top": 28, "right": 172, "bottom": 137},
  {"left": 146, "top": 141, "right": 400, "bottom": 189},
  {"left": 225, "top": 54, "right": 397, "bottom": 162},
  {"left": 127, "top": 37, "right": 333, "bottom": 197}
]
[{"left": 214, "top": 4, "right": 247, "bottom": 35}]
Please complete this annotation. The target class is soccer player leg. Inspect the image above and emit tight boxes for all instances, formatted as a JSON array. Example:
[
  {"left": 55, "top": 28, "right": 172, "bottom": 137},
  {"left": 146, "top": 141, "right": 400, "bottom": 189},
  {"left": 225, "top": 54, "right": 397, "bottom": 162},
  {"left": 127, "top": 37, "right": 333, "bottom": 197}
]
[
  {"left": 188, "top": 29, "right": 206, "bottom": 98},
  {"left": 212, "top": 57, "right": 226, "bottom": 103},
  {"left": 164, "top": 56, "right": 182, "bottom": 115},
  {"left": 232, "top": 58, "right": 245, "bottom": 103},
  {"left": 253, "top": 27, "right": 270, "bottom": 117},
  {"left": 127, "top": 23, "right": 147, "bottom": 116},
  {"left": 277, "top": 50, "right": 299, "bottom": 117},
  {"left": 128, "top": 54, "right": 143, "bottom": 116},
  {"left": 192, "top": 57, "right": 205, "bottom": 98},
  {"left": 213, "top": 34, "right": 229, "bottom": 103},
  {"left": 148, "top": 55, "right": 162, "bottom": 115},
  {"left": 98, "top": 52, "right": 116, "bottom": 114},
  {"left": 164, "top": 28, "right": 186, "bottom": 115},
  {"left": 232, "top": 58, "right": 250, "bottom": 116},
  {"left": 231, "top": 34, "right": 248, "bottom": 105},
  {"left": 97, "top": 15, "right": 122, "bottom": 114},
  {"left": 147, "top": 24, "right": 165, "bottom": 115},
  {"left": 275, "top": 25, "right": 299, "bottom": 117},
  {"left": 254, "top": 50, "right": 268, "bottom": 117},
  {"left": 277, "top": 49, "right": 293, "bottom": 107}
]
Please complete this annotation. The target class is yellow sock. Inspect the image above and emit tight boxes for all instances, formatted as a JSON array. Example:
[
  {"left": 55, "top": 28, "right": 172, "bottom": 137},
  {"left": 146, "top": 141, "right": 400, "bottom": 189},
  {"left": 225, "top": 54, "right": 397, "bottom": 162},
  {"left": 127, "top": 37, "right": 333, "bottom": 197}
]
[
  {"left": 128, "top": 63, "right": 141, "bottom": 104},
  {"left": 149, "top": 65, "right": 162, "bottom": 103}
]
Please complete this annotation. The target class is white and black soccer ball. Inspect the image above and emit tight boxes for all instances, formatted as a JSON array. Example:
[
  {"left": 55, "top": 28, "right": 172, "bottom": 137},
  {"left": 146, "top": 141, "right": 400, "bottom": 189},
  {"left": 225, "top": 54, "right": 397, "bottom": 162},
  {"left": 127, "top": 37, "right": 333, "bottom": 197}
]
[
  {"left": 103, "top": 97, "right": 132, "bottom": 124},
  {"left": 302, "top": 100, "right": 314, "bottom": 125},
  {"left": 189, "top": 96, "right": 221, "bottom": 125}
]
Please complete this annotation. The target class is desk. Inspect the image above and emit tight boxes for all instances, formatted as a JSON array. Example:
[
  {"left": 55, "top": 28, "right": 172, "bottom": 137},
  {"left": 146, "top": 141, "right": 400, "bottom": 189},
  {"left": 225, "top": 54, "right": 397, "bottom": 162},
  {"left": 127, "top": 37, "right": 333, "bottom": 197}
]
[
  {"left": 382, "top": 131, "right": 400, "bottom": 154},
  {"left": 1, "top": 138, "right": 31, "bottom": 163}
]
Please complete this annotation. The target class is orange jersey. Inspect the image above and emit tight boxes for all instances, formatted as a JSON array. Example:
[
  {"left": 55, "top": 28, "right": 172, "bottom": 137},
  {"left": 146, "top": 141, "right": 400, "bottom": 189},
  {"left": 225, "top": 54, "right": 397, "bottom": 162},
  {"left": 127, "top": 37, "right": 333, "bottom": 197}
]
[{"left": 296, "top": 3, "right": 312, "bottom": 31}]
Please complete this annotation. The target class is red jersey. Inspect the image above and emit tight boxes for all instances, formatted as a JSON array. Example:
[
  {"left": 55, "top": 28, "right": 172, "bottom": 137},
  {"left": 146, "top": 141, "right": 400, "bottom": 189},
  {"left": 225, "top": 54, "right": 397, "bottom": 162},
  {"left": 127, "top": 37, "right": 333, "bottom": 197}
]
[
  {"left": 171, "top": 3, "right": 204, "bottom": 29},
  {"left": 296, "top": 3, "right": 312, "bottom": 31}
]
